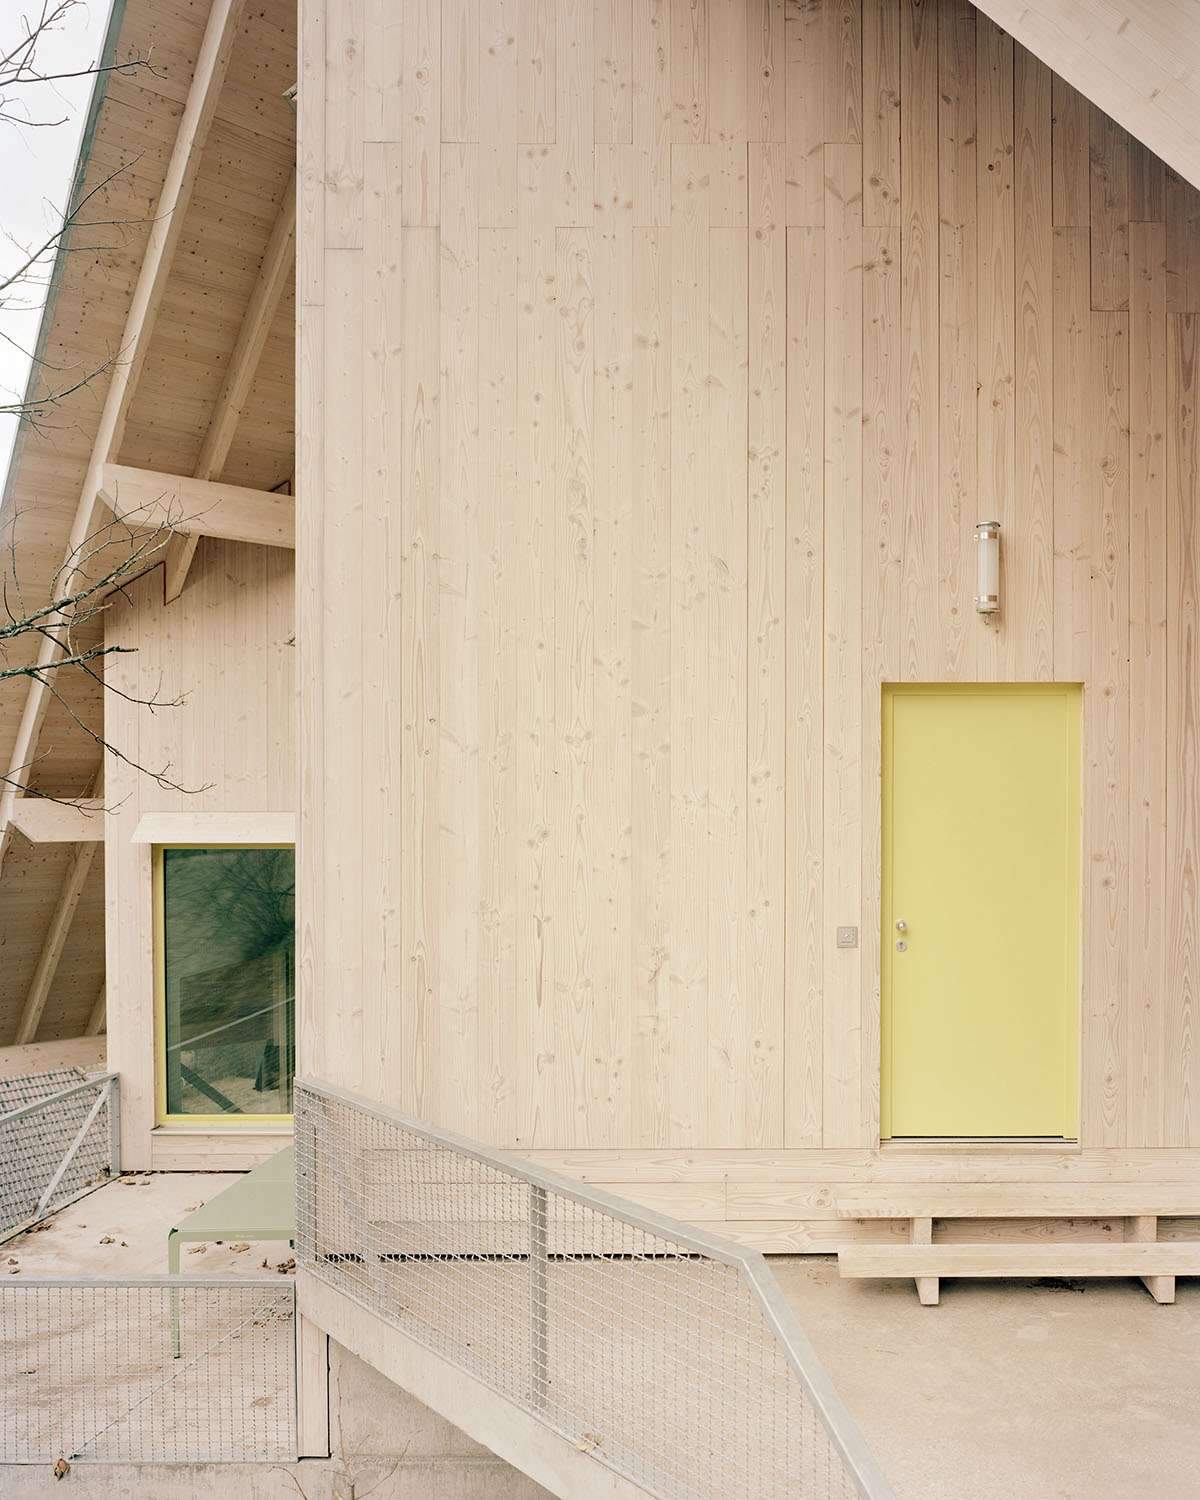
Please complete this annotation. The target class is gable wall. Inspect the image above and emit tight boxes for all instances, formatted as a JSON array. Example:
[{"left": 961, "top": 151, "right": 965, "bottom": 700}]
[
  {"left": 297, "top": 0, "right": 1200, "bottom": 1207},
  {"left": 105, "top": 539, "right": 296, "bottom": 1166}
]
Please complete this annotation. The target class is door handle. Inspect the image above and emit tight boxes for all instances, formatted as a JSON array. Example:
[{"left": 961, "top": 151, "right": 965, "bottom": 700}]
[{"left": 895, "top": 919, "right": 907, "bottom": 932}]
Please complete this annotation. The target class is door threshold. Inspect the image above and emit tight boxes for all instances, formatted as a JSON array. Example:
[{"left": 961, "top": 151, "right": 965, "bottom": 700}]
[{"left": 882, "top": 1136, "right": 1080, "bottom": 1152}]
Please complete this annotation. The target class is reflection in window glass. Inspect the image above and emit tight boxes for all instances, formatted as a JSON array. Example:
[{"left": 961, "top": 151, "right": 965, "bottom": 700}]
[{"left": 162, "top": 847, "right": 295, "bottom": 1117}]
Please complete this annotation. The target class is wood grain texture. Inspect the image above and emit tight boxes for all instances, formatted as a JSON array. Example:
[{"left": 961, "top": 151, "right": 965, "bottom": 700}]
[
  {"left": 822, "top": 143, "right": 865, "bottom": 1145},
  {"left": 899, "top": 0, "right": 939, "bottom": 679},
  {"left": 785, "top": 0, "right": 825, "bottom": 227},
  {"left": 439, "top": 147, "right": 481, "bottom": 1134},
  {"left": 968, "top": 0, "right": 1200, "bottom": 200},
  {"left": 747, "top": 145, "right": 787, "bottom": 1147},
  {"left": 975, "top": 13, "right": 1015, "bottom": 682},
  {"left": 105, "top": 546, "right": 295, "bottom": 1164},
  {"left": 784, "top": 223, "right": 823, "bottom": 1147},
  {"left": 1084, "top": 306, "right": 1131, "bottom": 1147},
  {"left": 861, "top": 223, "right": 901, "bottom": 1144},
  {"left": 706, "top": 223, "right": 750, "bottom": 1141},
  {"left": 936, "top": 9, "right": 976, "bottom": 681},
  {"left": 295, "top": 0, "right": 1200, "bottom": 1187},
  {"left": 1090, "top": 103, "right": 1130, "bottom": 310},
  {"left": 862, "top": 0, "right": 900, "bottom": 226},
  {"left": 668, "top": 146, "right": 710, "bottom": 1144},
  {"left": 478, "top": 225, "right": 520, "bottom": 1143},
  {"left": 748, "top": 0, "right": 786, "bottom": 145},
  {"left": 1166, "top": 314, "right": 1200, "bottom": 1146},
  {"left": 594, "top": 153, "right": 635, "bottom": 1145},
  {"left": 1052, "top": 73, "right": 1089, "bottom": 229},
  {"left": 631, "top": 225, "right": 673, "bottom": 1146},
  {"left": 1014, "top": 45, "right": 1056, "bottom": 682},
  {"left": 1128, "top": 220, "right": 1167, "bottom": 1147},
  {"left": 671, "top": 0, "right": 708, "bottom": 143}
]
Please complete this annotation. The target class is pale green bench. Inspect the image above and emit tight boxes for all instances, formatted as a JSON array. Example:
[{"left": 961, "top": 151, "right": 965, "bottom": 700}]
[{"left": 167, "top": 1144, "right": 294, "bottom": 1354}]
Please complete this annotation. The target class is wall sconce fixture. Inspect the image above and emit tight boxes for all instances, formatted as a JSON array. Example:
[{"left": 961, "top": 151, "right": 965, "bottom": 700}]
[{"left": 975, "top": 521, "right": 1000, "bottom": 614}]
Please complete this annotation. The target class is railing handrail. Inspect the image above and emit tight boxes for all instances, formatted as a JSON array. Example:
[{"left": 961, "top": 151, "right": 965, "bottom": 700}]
[
  {"left": 297, "top": 1075, "right": 897, "bottom": 1500},
  {"left": 9, "top": 1274, "right": 292, "bottom": 1290},
  {"left": 301, "top": 1076, "right": 754, "bottom": 1266},
  {"left": 0, "top": 1071, "right": 118, "bottom": 1124}
]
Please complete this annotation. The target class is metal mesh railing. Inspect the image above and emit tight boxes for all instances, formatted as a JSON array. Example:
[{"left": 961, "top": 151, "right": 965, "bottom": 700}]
[
  {"left": 295, "top": 1079, "right": 894, "bottom": 1500},
  {"left": 1, "top": 1278, "right": 297, "bottom": 1463},
  {"left": 0, "top": 1072, "right": 119, "bottom": 1240},
  {"left": 0, "top": 1067, "right": 89, "bottom": 1112}
]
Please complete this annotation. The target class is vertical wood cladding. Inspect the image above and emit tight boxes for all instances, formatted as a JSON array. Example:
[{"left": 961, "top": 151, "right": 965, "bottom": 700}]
[{"left": 299, "top": 0, "right": 1200, "bottom": 1151}]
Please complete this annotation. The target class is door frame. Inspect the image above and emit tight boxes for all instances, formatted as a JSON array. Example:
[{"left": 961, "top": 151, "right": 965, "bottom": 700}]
[{"left": 879, "top": 682, "right": 1082, "bottom": 1141}]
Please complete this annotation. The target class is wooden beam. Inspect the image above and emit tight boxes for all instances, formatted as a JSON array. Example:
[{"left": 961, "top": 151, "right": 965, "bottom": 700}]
[
  {"left": 839, "top": 1241, "right": 1200, "bottom": 1279},
  {"left": 13, "top": 838, "right": 99, "bottom": 1045},
  {"left": 1128, "top": 1214, "right": 1175, "bottom": 1305},
  {"left": 837, "top": 1185, "right": 1200, "bottom": 1217},
  {"left": 85, "top": 983, "right": 107, "bottom": 1037},
  {"left": 911, "top": 1215, "right": 939, "bottom": 1307},
  {"left": 165, "top": 170, "right": 298, "bottom": 601},
  {"left": 132, "top": 810, "right": 298, "bottom": 844},
  {"left": 0, "top": 0, "right": 247, "bottom": 880},
  {"left": 100, "top": 465, "right": 295, "bottom": 549},
  {"left": 9, "top": 799, "right": 104, "bottom": 843}
]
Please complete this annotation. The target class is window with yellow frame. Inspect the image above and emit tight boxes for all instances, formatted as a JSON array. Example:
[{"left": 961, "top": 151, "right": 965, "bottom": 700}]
[{"left": 154, "top": 845, "right": 295, "bottom": 1126}]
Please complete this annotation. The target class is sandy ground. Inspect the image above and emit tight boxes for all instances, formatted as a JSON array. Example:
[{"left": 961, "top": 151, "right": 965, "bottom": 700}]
[{"left": 775, "top": 1255, "right": 1200, "bottom": 1500}]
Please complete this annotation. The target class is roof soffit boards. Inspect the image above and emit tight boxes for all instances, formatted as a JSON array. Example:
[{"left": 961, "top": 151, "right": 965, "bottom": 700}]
[{"left": 970, "top": 0, "right": 1200, "bottom": 190}]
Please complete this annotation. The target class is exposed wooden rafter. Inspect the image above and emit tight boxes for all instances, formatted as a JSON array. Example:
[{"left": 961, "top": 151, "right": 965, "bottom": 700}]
[
  {"left": 85, "top": 984, "right": 106, "bottom": 1037},
  {"left": 100, "top": 464, "right": 295, "bottom": 549},
  {"left": 13, "top": 838, "right": 99, "bottom": 1045},
  {"left": 13, "top": 768, "right": 104, "bottom": 1045},
  {"left": 9, "top": 799, "right": 104, "bottom": 843},
  {"left": 164, "top": 169, "right": 297, "bottom": 601},
  {"left": 0, "top": 0, "right": 247, "bottom": 882}
]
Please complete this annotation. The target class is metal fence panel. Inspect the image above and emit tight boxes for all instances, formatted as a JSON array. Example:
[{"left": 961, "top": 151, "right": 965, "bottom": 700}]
[
  {"left": 1, "top": 1278, "right": 297, "bottom": 1464},
  {"left": 295, "top": 1079, "right": 894, "bottom": 1500},
  {"left": 0, "top": 1073, "right": 119, "bottom": 1240}
]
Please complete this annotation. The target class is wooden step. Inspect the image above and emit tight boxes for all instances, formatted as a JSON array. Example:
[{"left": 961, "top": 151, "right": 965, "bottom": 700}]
[
  {"left": 838, "top": 1239, "right": 1200, "bottom": 1306},
  {"left": 836, "top": 1185, "right": 1200, "bottom": 1219}
]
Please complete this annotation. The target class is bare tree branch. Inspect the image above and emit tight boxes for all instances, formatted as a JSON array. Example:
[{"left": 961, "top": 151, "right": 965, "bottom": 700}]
[
  {"left": 0, "top": 2, "right": 157, "bottom": 131},
  {"left": 0, "top": 3, "right": 211, "bottom": 814}
]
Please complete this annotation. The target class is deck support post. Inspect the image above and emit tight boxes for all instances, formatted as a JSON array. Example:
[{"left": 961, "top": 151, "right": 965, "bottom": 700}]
[
  {"left": 1127, "top": 1215, "right": 1175, "bottom": 1304},
  {"left": 911, "top": 1216, "right": 939, "bottom": 1305}
]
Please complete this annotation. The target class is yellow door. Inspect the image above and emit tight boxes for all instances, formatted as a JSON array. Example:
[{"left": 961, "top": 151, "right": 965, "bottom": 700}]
[{"left": 881, "top": 685, "right": 1080, "bottom": 1139}]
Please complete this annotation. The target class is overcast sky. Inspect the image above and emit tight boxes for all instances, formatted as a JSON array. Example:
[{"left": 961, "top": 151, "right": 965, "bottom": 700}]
[{"left": 0, "top": 0, "right": 114, "bottom": 486}]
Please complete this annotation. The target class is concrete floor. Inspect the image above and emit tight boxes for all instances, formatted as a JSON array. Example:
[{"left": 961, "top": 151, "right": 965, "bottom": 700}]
[
  {"left": 8, "top": 1180, "right": 1200, "bottom": 1498},
  {"left": 3, "top": 1170, "right": 291, "bottom": 1277},
  {"left": 775, "top": 1256, "right": 1200, "bottom": 1500},
  {"left": 1, "top": 1175, "right": 546, "bottom": 1499}
]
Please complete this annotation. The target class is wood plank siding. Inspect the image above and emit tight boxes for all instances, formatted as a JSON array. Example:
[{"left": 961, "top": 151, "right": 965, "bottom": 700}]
[
  {"left": 298, "top": 0, "right": 1200, "bottom": 1203},
  {"left": 105, "top": 541, "right": 296, "bottom": 1166}
]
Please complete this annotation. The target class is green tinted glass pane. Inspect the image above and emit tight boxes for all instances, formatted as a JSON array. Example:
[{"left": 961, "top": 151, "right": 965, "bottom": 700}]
[{"left": 162, "top": 847, "right": 295, "bottom": 1117}]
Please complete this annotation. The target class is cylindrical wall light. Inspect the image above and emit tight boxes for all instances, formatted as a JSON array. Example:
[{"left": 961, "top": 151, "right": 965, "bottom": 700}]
[{"left": 975, "top": 520, "right": 1000, "bottom": 613}]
